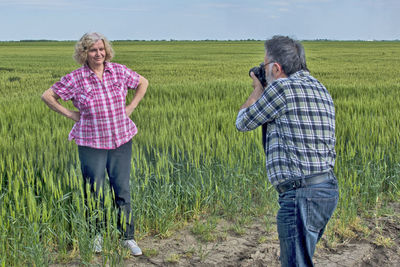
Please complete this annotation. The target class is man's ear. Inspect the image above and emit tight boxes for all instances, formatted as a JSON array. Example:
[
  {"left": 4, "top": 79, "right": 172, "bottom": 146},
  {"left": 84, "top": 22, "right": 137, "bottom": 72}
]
[
  {"left": 274, "top": 63, "right": 287, "bottom": 78},
  {"left": 274, "top": 63, "right": 282, "bottom": 74}
]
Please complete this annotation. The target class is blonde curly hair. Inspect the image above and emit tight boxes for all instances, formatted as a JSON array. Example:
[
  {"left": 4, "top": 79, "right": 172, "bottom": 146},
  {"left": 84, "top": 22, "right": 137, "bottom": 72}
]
[{"left": 73, "top": 32, "right": 114, "bottom": 65}]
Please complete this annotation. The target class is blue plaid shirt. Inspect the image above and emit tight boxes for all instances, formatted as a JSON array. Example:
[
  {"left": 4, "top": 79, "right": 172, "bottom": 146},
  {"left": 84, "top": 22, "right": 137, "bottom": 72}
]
[{"left": 236, "top": 70, "right": 336, "bottom": 186}]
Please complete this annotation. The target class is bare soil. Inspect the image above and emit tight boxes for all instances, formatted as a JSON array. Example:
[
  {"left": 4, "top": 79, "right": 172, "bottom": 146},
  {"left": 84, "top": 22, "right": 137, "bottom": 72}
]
[
  {"left": 128, "top": 203, "right": 400, "bottom": 267},
  {"left": 54, "top": 203, "right": 400, "bottom": 266}
]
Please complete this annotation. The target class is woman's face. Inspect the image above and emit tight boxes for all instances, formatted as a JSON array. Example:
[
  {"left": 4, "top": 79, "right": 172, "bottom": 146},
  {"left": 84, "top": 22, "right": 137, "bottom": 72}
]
[{"left": 87, "top": 40, "right": 106, "bottom": 68}]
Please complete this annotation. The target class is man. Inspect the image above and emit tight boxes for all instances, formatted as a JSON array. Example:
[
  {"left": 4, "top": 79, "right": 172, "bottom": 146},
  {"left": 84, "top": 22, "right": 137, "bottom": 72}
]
[{"left": 236, "top": 36, "right": 339, "bottom": 267}]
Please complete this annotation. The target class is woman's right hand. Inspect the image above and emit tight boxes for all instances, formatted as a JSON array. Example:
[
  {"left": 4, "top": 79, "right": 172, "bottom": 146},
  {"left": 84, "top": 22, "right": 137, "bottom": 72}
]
[
  {"left": 69, "top": 110, "right": 81, "bottom": 122},
  {"left": 42, "top": 88, "right": 81, "bottom": 122}
]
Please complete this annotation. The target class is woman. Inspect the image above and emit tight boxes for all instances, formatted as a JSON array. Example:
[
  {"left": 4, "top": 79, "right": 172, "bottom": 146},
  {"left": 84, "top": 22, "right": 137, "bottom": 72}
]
[{"left": 42, "top": 32, "right": 148, "bottom": 256}]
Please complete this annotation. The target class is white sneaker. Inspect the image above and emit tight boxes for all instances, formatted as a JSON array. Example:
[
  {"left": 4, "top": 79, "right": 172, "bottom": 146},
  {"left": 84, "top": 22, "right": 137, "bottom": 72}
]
[
  {"left": 122, "top": 239, "right": 142, "bottom": 256},
  {"left": 93, "top": 234, "right": 103, "bottom": 253}
]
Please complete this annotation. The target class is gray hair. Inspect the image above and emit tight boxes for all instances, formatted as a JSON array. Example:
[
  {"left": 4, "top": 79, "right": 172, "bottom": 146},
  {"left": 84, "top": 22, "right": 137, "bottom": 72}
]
[
  {"left": 264, "top": 36, "right": 308, "bottom": 76},
  {"left": 73, "top": 32, "right": 114, "bottom": 65}
]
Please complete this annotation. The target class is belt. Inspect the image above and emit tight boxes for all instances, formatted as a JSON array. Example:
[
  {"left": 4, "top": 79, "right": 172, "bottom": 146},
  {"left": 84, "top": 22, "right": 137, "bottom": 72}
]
[{"left": 275, "top": 171, "right": 333, "bottom": 194}]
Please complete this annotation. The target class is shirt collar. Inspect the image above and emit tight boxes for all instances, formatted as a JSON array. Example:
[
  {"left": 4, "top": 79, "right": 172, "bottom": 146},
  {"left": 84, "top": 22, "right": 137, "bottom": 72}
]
[
  {"left": 289, "top": 69, "right": 310, "bottom": 78},
  {"left": 103, "top": 61, "right": 114, "bottom": 74},
  {"left": 82, "top": 62, "right": 114, "bottom": 78}
]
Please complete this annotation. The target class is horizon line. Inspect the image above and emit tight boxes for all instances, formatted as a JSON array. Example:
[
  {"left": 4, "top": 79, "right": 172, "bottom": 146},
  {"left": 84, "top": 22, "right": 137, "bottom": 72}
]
[{"left": 1, "top": 38, "right": 399, "bottom": 42}]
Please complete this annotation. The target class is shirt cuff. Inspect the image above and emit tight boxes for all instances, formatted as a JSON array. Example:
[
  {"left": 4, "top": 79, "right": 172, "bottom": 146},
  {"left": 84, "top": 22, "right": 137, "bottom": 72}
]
[{"left": 235, "top": 108, "right": 247, "bottom": 131}]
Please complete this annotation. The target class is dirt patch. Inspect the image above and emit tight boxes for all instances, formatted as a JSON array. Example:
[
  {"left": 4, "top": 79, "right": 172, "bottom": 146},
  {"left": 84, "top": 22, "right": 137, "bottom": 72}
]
[
  {"left": 134, "top": 217, "right": 281, "bottom": 267},
  {"left": 52, "top": 203, "right": 400, "bottom": 266},
  {"left": 126, "top": 203, "right": 400, "bottom": 267}
]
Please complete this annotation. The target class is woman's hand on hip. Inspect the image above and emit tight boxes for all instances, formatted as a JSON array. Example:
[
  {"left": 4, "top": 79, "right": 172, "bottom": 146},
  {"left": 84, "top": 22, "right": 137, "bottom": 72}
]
[
  {"left": 126, "top": 106, "right": 135, "bottom": 117},
  {"left": 125, "top": 75, "right": 148, "bottom": 117},
  {"left": 69, "top": 110, "right": 81, "bottom": 122},
  {"left": 41, "top": 88, "right": 80, "bottom": 122}
]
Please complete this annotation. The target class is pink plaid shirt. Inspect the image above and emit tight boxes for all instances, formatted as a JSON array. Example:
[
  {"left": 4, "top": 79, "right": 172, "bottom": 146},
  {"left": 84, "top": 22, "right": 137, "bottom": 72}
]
[{"left": 51, "top": 62, "right": 140, "bottom": 149}]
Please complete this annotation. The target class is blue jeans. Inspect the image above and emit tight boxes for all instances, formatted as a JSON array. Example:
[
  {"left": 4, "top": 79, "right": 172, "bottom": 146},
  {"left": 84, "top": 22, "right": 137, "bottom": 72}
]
[
  {"left": 276, "top": 174, "right": 339, "bottom": 267},
  {"left": 78, "top": 140, "right": 135, "bottom": 240}
]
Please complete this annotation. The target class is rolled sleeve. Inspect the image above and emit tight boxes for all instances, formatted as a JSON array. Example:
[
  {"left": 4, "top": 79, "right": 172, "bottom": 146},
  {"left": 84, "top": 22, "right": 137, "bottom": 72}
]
[
  {"left": 51, "top": 74, "right": 76, "bottom": 101},
  {"left": 236, "top": 81, "right": 286, "bottom": 132},
  {"left": 123, "top": 65, "right": 140, "bottom": 89},
  {"left": 235, "top": 109, "right": 248, "bottom": 131}
]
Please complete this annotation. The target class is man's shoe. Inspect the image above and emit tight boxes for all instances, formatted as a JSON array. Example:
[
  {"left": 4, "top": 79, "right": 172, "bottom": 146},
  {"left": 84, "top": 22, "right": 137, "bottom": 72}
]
[
  {"left": 122, "top": 239, "right": 142, "bottom": 256},
  {"left": 93, "top": 234, "right": 103, "bottom": 253}
]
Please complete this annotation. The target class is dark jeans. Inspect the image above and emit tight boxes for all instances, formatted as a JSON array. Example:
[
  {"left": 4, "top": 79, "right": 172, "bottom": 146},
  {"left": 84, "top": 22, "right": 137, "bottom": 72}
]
[
  {"left": 78, "top": 140, "right": 135, "bottom": 240},
  {"left": 277, "top": 173, "right": 339, "bottom": 267}
]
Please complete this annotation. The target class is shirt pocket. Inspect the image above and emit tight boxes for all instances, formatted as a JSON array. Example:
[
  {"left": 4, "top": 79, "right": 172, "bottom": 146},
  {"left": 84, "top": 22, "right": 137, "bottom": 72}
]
[
  {"left": 110, "top": 81, "right": 126, "bottom": 98},
  {"left": 110, "top": 81, "right": 128, "bottom": 118},
  {"left": 75, "top": 87, "right": 94, "bottom": 113}
]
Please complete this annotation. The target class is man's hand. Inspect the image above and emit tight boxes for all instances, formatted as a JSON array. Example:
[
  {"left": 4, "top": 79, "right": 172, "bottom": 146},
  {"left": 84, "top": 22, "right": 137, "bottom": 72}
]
[
  {"left": 239, "top": 72, "right": 265, "bottom": 110},
  {"left": 250, "top": 72, "right": 264, "bottom": 91}
]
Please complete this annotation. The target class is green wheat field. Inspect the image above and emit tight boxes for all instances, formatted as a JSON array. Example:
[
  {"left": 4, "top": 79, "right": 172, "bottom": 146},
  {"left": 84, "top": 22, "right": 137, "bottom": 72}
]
[{"left": 0, "top": 40, "right": 399, "bottom": 265}]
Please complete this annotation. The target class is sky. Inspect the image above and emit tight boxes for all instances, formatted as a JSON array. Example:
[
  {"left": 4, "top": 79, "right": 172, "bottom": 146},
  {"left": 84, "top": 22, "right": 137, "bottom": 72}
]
[{"left": 0, "top": 0, "right": 399, "bottom": 41}]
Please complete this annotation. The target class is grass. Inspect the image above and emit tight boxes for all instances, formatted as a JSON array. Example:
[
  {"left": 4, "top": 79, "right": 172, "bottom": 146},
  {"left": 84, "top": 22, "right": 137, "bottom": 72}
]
[
  {"left": 143, "top": 248, "right": 159, "bottom": 257},
  {"left": 165, "top": 253, "right": 181, "bottom": 263},
  {"left": 373, "top": 235, "right": 394, "bottom": 248},
  {"left": 191, "top": 217, "right": 219, "bottom": 242}
]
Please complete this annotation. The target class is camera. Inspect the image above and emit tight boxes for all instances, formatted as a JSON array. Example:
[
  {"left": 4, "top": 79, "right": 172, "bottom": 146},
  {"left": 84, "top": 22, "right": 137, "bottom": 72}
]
[{"left": 249, "top": 62, "right": 267, "bottom": 87}]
